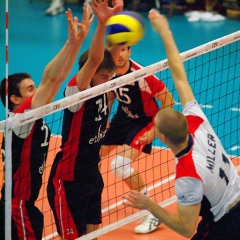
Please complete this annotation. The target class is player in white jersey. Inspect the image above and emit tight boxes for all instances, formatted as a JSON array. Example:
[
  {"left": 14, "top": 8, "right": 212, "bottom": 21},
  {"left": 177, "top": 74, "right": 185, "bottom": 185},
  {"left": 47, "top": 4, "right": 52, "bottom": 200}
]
[{"left": 123, "top": 9, "right": 240, "bottom": 239}]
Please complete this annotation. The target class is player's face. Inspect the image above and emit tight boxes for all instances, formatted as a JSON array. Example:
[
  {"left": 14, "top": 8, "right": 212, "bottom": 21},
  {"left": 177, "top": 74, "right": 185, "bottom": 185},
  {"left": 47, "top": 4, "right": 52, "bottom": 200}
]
[
  {"left": 10, "top": 78, "right": 37, "bottom": 110},
  {"left": 18, "top": 78, "right": 37, "bottom": 103},
  {"left": 19, "top": 78, "right": 37, "bottom": 99},
  {"left": 117, "top": 46, "right": 131, "bottom": 69},
  {"left": 91, "top": 69, "right": 115, "bottom": 86}
]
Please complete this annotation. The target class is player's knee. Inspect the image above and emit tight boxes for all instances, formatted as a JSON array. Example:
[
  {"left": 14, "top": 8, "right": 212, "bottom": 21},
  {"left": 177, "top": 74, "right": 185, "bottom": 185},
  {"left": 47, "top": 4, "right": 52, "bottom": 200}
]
[{"left": 111, "top": 155, "right": 134, "bottom": 179}]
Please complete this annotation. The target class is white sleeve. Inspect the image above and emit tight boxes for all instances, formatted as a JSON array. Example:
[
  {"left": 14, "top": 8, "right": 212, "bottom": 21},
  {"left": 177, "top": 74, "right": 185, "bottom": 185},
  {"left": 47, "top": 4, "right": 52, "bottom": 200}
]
[
  {"left": 10, "top": 111, "right": 34, "bottom": 139},
  {"left": 183, "top": 100, "right": 207, "bottom": 121},
  {"left": 175, "top": 177, "right": 203, "bottom": 205},
  {"left": 65, "top": 85, "right": 91, "bottom": 113}
]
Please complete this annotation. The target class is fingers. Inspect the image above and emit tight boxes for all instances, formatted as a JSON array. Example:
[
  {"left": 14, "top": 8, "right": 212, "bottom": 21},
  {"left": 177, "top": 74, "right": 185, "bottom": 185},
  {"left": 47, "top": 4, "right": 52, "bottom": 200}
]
[
  {"left": 112, "top": 3, "right": 123, "bottom": 14},
  {"left": 148, "top": 9, "right": 159, "bottom": 20},
  {"left": 89, "top": 14, "right": 95, "bottom": 23}
]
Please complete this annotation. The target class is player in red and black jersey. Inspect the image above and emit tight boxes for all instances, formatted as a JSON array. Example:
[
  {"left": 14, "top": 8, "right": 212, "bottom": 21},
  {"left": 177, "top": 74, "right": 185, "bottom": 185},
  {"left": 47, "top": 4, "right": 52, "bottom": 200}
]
[
  {"left": 47, "top": 1, "right": 123, "bottom": 239},
  {"left": 100, "top": 45, "right": 174, "bottom": 234},
  {"left": 0, "top": 7, "right": 92, "bottom": 240}
]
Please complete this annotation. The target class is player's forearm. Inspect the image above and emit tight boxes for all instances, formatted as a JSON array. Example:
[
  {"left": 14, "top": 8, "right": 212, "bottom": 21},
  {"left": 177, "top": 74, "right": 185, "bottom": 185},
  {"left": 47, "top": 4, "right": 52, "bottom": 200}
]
[
  {"left": 156, "top": 89, "right": 175, "bottom": 110},
  {"left": 42, "top": 39, "right": 74, "bottom": 83},
  {"left": 146, "top": 201, "right": 194, "bottom": 237},
  {"left": 58, "top": 38, "right": 85, "bottom": 82},
  {"left": 160, "top": 31, "right": 188, "bottom": 86},
  {"left": 88, "top": 23, "right": 106, "bottom": 65}
]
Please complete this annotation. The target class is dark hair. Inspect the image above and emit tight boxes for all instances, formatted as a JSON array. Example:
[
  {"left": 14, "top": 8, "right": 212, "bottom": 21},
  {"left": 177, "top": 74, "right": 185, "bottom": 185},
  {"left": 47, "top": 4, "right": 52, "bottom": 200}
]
[
  {"left": 78, "top": 49, "right": 117, "bottom": 73},
  {"left": 0, "top": 73, "right": 31, "bottom": 111}
]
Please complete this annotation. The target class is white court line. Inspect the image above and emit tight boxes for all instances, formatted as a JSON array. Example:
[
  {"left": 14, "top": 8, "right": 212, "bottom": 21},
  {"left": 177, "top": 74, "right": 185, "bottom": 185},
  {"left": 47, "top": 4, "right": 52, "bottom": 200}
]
[
  {"left": 231, "top": 108, "right": 240, "bottom": 112},
  {"left": 230, "top": 146, "right": 240, "bottom": 151},
  {"left": 101, "top": 174, "right": 175, "bottom": 213},
  {"left": 174, "top": 102, "right": 213, "bottom": 108}
]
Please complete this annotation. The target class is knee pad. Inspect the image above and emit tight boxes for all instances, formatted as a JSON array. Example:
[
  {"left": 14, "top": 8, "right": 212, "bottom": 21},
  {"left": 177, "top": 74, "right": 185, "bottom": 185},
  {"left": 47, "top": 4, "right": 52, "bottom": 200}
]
[{"left": 111, "top": 155, "right": 134, "bottom": 179}]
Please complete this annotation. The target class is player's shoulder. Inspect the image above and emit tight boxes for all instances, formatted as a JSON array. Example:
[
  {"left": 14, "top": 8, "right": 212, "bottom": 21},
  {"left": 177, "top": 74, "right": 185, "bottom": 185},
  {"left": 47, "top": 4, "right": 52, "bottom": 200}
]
[
  {"left": 13, "top": 95, "right": 34, "bottom": 114},
  {"left": 130, "top": 59, "right": 143, "bottom": 70},
  {"left": 67, "top": 74, "right": 77, "bottom": 87}
]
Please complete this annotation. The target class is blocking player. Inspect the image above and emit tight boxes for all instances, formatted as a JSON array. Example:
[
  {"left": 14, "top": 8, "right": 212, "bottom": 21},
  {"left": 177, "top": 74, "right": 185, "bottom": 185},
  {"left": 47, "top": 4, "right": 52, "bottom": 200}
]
[
  {"left": 0, "top": 6, "right": 93, "bottom": 240},
  {"left": 46, "top": 0, "right": 123, "bottom": 239},
  {"left": 100, "top": 45, "right": 174, "bottom": 234},
  {"left": 123, "top": 9, "right": 240, "bottom": 239}
]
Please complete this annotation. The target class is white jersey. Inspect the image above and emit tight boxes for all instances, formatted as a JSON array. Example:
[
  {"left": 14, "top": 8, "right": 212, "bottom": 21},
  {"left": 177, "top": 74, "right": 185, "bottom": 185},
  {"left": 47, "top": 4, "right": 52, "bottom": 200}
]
[{"left": 175, "top": 100, "right": 240, "bottom": 222}]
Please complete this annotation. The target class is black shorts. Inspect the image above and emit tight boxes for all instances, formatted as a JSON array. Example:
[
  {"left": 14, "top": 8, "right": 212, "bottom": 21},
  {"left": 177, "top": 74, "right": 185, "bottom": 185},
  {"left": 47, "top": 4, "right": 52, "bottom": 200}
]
[
  {"left": 191, "top": 201, "right": 240, "bottom": 240},
  {"left": 102, "top": 114, "right": 153, "bottom": 154},
  {"left": 0, "top": 199, "right": 43, "bottom": 240},
  {"left": 47, "top": 173, "right": 104, "bottom": 240}
]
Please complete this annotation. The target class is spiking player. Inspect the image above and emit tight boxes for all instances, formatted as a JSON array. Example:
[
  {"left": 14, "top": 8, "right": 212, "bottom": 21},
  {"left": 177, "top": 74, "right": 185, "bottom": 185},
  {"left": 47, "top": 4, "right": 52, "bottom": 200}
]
[
  {"left": 46, "top": 0, "right": 124, "bottom": 239},
  {"left": 0, "top": 6, "right": 93, "bottom": 240},
  {"left": 100, "top": 45, "right": 174, "bottom": 234},
  {"left": 123, "top": 9, "right": 240, "bottom": 240}
]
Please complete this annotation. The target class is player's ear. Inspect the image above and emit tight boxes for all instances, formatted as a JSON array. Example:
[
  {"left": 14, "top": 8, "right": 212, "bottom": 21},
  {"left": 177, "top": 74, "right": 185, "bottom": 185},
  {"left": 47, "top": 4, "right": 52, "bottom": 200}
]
[
  {"left": 129, "top": 47, "right": 132, "bottom": 57},
  {"left": 10, "top": 94, "right": 21, "bottom": 105}
]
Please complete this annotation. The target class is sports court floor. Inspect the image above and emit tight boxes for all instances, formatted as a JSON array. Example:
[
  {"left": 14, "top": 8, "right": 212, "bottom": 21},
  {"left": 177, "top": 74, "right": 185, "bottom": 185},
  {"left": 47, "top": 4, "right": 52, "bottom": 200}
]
[{"left": 0, "top": 1, "right": 240, "bottom": 239}]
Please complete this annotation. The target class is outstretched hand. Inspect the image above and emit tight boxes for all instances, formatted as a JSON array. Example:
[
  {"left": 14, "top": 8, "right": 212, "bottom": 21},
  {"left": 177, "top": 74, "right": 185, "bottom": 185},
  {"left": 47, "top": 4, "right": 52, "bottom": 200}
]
[
  {"left": 148, "top": 9, "right": 170, "bottom": 36},
  {"left": 65, "top": 6, "right": 94, "bottom": 43},
  {"left": 90, "top": 0, "right": 123, "bottom": 25},
  {"left": 122, "top": 190, "right": 151, "bottom": 210}
]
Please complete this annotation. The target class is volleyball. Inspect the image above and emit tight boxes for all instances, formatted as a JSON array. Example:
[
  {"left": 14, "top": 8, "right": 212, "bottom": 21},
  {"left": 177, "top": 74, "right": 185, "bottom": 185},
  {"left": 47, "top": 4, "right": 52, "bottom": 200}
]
[{"left": 106, "top": 11, "right": 145, "bottom": 46}]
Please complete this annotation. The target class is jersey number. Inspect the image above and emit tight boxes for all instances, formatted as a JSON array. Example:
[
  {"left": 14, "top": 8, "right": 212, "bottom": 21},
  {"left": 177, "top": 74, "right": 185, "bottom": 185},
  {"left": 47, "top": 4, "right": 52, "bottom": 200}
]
[
  {"left": 95, "top": 94, "right": 107, "bottom": 121},
  {"left": 219, "top": 153, "right": 230, "bottom": 186},
  {"left": 41, "top": 121, "right": 49, "bottom": 147},
  {"left": 115, "top": 87, "right": 131, "bottom": 104}
]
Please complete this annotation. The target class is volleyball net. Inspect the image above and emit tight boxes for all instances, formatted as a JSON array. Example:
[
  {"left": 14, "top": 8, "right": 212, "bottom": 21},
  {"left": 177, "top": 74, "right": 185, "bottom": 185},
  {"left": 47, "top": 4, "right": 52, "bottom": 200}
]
[{"left": 0, "top": 31, "right": 239, "bottom": 240}]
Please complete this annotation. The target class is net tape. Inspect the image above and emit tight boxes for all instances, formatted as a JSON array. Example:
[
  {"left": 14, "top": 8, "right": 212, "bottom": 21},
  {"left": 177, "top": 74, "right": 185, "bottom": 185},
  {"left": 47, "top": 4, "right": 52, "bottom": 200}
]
[{"left": 0, "top": 30, "right": 239, "bottom": 132}]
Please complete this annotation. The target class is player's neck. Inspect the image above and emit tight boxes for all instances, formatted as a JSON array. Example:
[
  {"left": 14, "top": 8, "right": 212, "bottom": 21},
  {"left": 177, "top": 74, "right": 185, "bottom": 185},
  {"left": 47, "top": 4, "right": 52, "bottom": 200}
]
[
  {"left": 117, "top": 60, "right": 130, "bottom": 76},
  {"left": 170, "top": 135, "right": 190, "bottom": 156}
]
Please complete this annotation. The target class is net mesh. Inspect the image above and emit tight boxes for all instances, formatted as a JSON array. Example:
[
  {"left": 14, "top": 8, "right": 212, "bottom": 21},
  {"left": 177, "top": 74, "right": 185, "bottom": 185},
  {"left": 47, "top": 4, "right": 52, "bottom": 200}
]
[{"left": 0, "top": 31, "right": 239, "bottom": 240}]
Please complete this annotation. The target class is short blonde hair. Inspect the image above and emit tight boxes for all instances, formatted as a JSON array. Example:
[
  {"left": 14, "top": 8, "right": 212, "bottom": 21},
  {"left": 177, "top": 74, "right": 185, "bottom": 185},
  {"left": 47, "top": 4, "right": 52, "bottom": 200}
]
[{"left": 155, "top": 108, "right": 188, "bottom": 144}]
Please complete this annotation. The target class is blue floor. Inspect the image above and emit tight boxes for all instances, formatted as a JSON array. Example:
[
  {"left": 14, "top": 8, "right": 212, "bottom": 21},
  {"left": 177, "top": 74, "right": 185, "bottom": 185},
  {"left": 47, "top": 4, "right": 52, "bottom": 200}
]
[{"left": 0, "top": 0, "right": 239, "bottom": 155}]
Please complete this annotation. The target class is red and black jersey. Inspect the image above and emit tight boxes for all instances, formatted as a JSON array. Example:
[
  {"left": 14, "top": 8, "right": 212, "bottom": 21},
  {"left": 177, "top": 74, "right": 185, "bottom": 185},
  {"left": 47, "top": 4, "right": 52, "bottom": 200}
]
[
  {"left": 53, "top": 75, "right": 108, "bottom": 182},
  {"left": 113, "top": 59, "right": 165, "bottom": 119},
  {"left": 1, "top": 96, "right": 50, "bottom": 202}
]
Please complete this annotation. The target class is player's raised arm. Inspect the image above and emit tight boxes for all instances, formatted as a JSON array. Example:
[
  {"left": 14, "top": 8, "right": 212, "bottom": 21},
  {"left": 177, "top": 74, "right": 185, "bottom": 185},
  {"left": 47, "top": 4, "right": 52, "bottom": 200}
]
[
  {"left": 148, "top": 10, "right": 195, "bottom": 108},
  {"left": 76, "top": 0, "right": 122, "bottom": 91},
  {"left": 32, "top": 7, "right": 92, "bottom": 109}
]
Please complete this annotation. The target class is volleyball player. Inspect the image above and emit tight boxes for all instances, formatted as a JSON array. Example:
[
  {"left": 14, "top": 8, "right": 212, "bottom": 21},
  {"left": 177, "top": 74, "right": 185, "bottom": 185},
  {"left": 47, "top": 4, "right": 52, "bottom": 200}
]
[
  {"left": 100, "top": 45, "right": 174, "bottom": 234},
  {"left": 46, "top": 1, "right": 123, "bottom": 239},
  {"left": 123, "top": 9, "right": 240, "bottom": 239},
  {"left": 0, "top": 6, "right": 93, "bottom": 240}
]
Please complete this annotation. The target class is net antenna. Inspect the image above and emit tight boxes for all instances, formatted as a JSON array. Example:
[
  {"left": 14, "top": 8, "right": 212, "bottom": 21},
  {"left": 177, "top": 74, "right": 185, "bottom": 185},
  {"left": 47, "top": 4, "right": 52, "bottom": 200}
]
[{"left": 4, "top": 0, "right": 12, "bottom": 239}]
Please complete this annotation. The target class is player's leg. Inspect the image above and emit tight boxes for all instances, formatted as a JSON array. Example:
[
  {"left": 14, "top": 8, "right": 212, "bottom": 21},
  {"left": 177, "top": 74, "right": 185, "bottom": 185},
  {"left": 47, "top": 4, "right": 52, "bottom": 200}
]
[
  {"left": 100, "top": 144, "right": 118, "bottom": 159},
  {"left": 115, "top": 144, "right": 145, "bottom": 191},
  {"left": 86, "top": 224, "right": 99, "bottom": 240},
  {"left": 111, "top": 144, "right": 161, "bottom": 234},
  {"left": 85, "top": 173, "right": 104, "bottom": 240},
  {"left": 45, "top": 0, "right": 65, "bottom": 16},
  {"left": 48, "top": 178, "right": 88, "bottom": 240}
]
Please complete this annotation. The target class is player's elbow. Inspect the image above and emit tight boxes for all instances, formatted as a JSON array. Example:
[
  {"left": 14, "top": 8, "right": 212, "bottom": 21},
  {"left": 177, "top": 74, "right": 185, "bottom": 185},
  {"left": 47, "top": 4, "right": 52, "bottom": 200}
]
[{"left": 180, "top": 225, "right": 195, "bottom": 238}]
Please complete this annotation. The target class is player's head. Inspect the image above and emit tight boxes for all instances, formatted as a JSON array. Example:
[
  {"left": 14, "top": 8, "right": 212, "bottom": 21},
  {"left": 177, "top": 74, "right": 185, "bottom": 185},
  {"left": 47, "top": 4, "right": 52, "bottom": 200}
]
[
  {"left": 78, "top": 49, "right": 117, "bottom": 86},
  {"left": 154, "top": 108, "right": 188, "bottom": 145},
  {"left": 116, "top": 45, "right": 131, "bottom": 70},
  {"left": 0, "top": 73, "right": 36, "bottom": 111}
]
